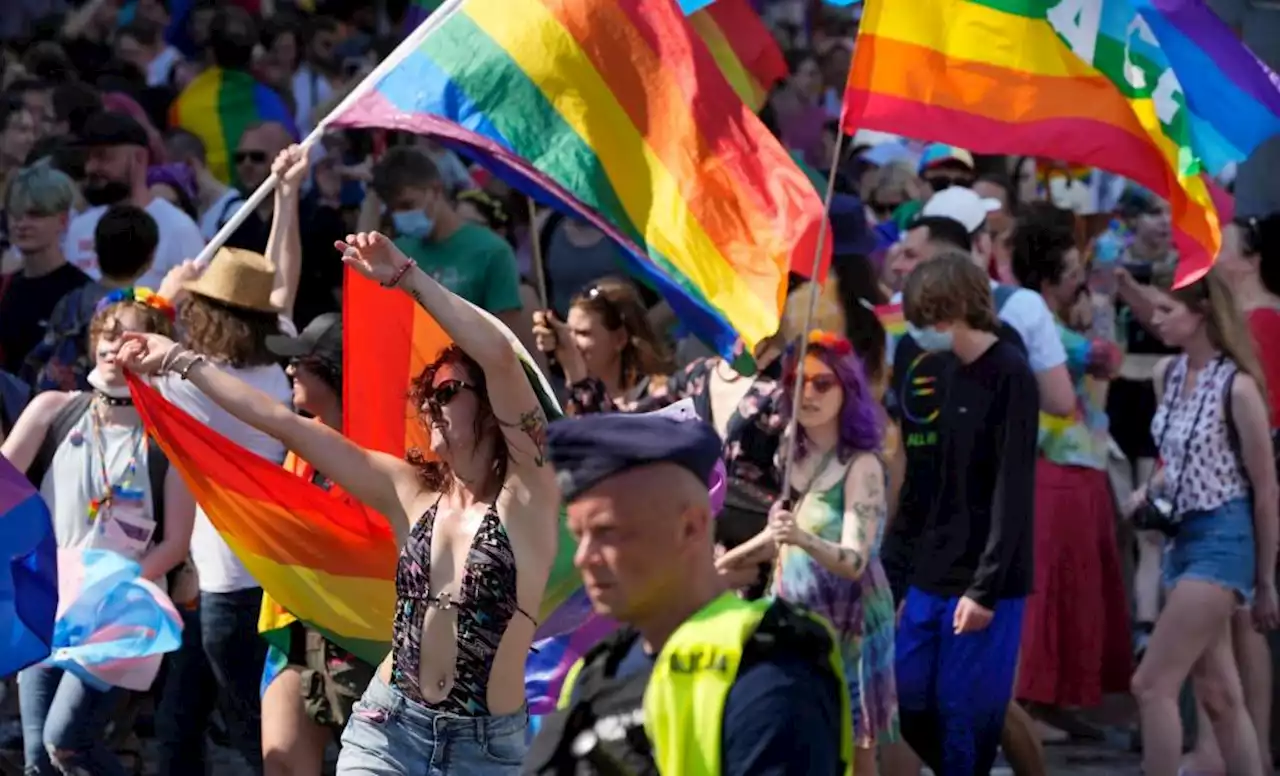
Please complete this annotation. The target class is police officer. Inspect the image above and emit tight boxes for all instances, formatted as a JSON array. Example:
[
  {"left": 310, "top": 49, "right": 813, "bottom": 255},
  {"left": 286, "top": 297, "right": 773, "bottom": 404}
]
[{"left": 524, "top": 413, "right": 852, "bottom": 776}]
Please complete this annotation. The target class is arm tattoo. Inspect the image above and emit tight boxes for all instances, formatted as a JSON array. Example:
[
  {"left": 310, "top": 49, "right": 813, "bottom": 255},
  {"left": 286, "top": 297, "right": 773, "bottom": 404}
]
[
  {"left": 836, "top": 546, "right": 864, "bottom": 574},
  {"left": 515, "top": 408, "right": 548, "bottom": 467}
]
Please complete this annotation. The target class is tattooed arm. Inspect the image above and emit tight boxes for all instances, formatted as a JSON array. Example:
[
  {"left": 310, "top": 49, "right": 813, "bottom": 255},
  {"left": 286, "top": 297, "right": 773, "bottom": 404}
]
[{"left": 795, "top": 454, "right": 886, "bottom": 581}]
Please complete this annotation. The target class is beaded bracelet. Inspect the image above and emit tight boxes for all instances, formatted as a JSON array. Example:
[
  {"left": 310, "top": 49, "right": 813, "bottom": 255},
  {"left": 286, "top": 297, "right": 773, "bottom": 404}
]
[
  {"left": 383, "top": 261, "right": 414, "bottom": 289},
  {"left": 159, "top": 346, "right": 206, "bottom": 380}
]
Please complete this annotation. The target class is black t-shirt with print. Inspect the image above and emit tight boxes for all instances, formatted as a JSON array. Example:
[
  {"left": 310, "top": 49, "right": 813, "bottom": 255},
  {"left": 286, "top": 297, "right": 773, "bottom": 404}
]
[{"left": 881, "top": 322, "right": 1026, "bottom": 600}]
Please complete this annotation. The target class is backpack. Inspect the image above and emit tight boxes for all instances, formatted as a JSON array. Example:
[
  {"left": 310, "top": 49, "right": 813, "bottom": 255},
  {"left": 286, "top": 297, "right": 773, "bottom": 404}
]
[
  {"left": 22, "top": 284, "right": 108, "bottom": 393},
  {"left": 993, "top": 284, "right": 1018, "bottom": 313},
  {"left": 26, "top": 393, "right": 171, "bottom": 544}
]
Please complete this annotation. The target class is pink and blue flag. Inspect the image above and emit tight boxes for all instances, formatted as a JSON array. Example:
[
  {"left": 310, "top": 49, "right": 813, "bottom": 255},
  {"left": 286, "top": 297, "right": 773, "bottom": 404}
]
[
  {"left": 0, "top": 458, "right": 57, "bottom": 678},
  {"left": 43, "top": 549, "right": 184, "bottom": 692}
]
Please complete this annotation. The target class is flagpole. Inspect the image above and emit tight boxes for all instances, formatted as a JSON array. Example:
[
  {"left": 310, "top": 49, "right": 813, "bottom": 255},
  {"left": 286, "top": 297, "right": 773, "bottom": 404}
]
[
  {"left": 776, "top": 128, "right": 847, "bottom": 505},
  {"left": 192, "top": 0, "right": 469, "bottom": 268},
  {"left": 527, "top": 197, "right": 549, "bottom": 308}
]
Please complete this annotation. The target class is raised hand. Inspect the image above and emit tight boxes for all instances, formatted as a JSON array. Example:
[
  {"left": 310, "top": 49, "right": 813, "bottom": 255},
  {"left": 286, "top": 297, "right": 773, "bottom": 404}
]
[
  {"left": 531, "top": 310, "right": 570, "bottom": 355},
  {"left": 273, "top": 144, "right": 311, "bottom": 200},
  {"left": 118, "top": 332, "right": 179, "bottom": 376},
  {"left": 158, "top": 259, "right": 202, "bottom": 303},
  {"left": 336, "top": 232, "right": 411, "bottom": 287}
]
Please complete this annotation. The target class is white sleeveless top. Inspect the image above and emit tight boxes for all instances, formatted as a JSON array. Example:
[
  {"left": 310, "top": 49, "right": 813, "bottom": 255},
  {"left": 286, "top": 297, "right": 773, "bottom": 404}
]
[
  {"left": 40, "top": 404, "right": 156, "bottom": 556},
  {"left": 1150, "top": 355, "right": 1249, "bottom": 514}
]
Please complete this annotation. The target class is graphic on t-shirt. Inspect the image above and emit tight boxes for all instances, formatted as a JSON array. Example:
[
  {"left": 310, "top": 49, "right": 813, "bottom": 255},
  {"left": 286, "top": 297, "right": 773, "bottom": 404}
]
[{"left": 900, "top": 351, "right": 949, "bottom": 451}]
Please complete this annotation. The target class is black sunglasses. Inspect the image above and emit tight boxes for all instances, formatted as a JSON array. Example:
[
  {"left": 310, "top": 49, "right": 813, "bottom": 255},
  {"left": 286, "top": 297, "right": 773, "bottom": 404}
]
[
  {"left": 234, "top": 150, "right": 269, "bottom": 165},
  {"left": 928, "top": 175, "right": 974, "bottom": 192},
  {"left": 424, "top": 379, "right": 473, "bottom": 416},
  {"left": 870, "top": 200, "right": 904, "bottom": 218}
]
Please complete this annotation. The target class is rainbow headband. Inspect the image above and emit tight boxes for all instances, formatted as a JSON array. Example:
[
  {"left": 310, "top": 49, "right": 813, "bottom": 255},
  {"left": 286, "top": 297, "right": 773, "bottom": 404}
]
[
  {"left": 94, "top": 287, "right": 176, "bottom": 322},
  {"left": 805, "top": 329, "right": 854, "bottom": 356}
]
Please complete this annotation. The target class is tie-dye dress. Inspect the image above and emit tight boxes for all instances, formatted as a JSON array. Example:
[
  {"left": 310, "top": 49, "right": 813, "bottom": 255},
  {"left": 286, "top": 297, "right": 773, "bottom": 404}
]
[{"left": 772, "top": 458, "right": 899, "bottom": 747}]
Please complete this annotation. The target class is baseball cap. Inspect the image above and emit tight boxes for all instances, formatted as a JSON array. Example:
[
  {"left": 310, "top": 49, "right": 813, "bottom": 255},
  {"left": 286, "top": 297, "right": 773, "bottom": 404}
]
[
  {"left": 266, "top": 312, "right": 342, "bottom": 364},
  {"left": 921, "top": 187, "right": 1002, "bottom": 233},
  {"left": 917, "top": 143, "right": 975, "bottom": 173},
  {"left": 78, "top": 111, "right": 150, "bottom": 150}
]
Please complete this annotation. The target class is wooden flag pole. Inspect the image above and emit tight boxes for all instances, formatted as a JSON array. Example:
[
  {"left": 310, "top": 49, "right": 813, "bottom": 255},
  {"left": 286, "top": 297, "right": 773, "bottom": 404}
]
[
  {"left": 776, "top": 128, "right": 848, "bottom": 504},
  {"left": 527, "top": 197, "right": 549, "bottom": 309}
]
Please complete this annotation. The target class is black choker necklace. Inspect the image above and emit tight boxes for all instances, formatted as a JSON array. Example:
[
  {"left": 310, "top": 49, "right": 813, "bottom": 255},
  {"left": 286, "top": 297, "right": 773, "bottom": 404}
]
[{"left": 95, "top": 392, "right": 134, "bottom": 408}]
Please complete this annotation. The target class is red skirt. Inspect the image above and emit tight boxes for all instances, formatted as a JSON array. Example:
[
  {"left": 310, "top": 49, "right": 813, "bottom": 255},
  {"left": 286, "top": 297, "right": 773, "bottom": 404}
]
[{"left": 1017, "top": 459, "right": 1132, "bottom": 707}]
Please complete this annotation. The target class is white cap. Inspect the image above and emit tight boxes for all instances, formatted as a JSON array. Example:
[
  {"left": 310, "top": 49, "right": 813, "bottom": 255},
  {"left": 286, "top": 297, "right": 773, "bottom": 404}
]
[{"left": 921, "top": 187, "right": 1002, "bottom": 233}]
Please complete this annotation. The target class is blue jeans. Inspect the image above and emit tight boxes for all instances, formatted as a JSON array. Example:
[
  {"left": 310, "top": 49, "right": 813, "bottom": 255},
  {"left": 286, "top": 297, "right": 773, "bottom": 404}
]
[
  {"left": 337, "top": 674, "right": 528, "bottom": 775},
  {"left": 155, "top": 589, "right": 265, "bottom": 774},
  {"left": 154, "top": 605, "right": 216, "bottom": 776},
  {"left": 895, "top": 588, "right": 1026, "bottom": 776},
  {"left": 201, "top": 588, "right": 267, "bottom": 773},
  {"left": 18, "top": 665, "right": 126, "bottom": 776}
]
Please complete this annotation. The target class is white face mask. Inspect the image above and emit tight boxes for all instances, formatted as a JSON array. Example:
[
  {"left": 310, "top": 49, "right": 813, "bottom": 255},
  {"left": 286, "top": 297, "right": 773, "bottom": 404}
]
[{"left": 87, "top": 366, "right": 132, "bottom": 399}]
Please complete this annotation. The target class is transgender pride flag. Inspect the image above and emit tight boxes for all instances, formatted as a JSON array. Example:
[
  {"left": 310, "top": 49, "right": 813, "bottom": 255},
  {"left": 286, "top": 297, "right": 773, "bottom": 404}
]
[{"left": 44, "top": 549, "right": 184, "bottom": 691}]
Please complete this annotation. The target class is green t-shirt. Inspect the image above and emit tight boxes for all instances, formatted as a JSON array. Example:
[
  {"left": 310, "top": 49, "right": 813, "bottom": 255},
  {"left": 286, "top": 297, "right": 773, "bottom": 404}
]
[{"left": 394, "top": 222, "right": 523, "bottom": 314}]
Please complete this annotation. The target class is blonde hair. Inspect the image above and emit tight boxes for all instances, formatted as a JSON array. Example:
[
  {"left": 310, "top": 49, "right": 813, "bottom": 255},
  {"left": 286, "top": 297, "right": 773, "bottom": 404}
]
[{"left": 1171, "top": 271, "right": 1267, "bottom": 399}]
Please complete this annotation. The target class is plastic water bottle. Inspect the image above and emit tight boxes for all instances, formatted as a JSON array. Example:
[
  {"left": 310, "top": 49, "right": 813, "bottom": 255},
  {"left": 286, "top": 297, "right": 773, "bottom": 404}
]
[{"left": 1089, "top": 225, "right": 1123, "bottom": 341}]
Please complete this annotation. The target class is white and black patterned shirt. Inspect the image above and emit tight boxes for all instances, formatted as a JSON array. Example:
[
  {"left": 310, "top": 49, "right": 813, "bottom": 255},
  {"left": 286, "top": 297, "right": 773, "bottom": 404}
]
[{"left": 1151, "top": 355, "right": 1249, "bottom": 515}]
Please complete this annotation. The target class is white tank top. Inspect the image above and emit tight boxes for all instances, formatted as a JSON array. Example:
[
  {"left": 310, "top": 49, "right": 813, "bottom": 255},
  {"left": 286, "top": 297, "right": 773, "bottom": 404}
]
[{"left": 39, "top": 405, "right": 155, "bottom": 556}]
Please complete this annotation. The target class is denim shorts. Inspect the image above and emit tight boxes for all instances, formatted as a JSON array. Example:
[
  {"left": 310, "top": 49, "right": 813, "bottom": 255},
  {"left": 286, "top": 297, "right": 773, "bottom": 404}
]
[
  {"left": 1163, "top": 497, "right": 1256, "bottom": 604},
  {"left": 336, "top": 674, "right": 528, "bottom": 775}
]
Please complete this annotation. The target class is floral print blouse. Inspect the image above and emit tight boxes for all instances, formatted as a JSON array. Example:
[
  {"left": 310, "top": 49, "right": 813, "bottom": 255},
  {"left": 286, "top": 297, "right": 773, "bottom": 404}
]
[{"left": 565, "top": 358, "right": 788, "bottom": 503}]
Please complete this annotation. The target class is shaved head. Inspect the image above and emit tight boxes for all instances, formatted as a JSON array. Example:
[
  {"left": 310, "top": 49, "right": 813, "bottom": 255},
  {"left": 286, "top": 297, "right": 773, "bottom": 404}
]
[{"left": 567, "top": 463, "right": 714, "bottom": 624}]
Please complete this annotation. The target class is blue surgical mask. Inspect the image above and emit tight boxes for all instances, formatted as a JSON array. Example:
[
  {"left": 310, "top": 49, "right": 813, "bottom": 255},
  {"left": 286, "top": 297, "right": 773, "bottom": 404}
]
[
  {"left": 906, "top": 323, "right": 954, "bottom": 352},
  {"left": 392, "top": 209, "right": 434, "bottom": 240}
]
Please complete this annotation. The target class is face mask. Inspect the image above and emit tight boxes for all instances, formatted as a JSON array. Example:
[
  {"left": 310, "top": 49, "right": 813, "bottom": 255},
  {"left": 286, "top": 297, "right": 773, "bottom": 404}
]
[
  {"left": 84, "top": 179, "right": 132, "bottom": 207},
  {"left": 392, "top": 209, "right": 435, "bottom": 240},
  {"left": 906, "top": 323, "right": 954, "bottom": 352},
  {"left": 87, "top": 366, "right": 132, "bottom": 399}
]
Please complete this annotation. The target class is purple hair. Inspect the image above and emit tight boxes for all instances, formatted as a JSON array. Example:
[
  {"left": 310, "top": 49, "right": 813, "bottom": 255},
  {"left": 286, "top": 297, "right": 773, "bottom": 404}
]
[{"left": 781, "top": 339, "right": 884, "bottom": 463}]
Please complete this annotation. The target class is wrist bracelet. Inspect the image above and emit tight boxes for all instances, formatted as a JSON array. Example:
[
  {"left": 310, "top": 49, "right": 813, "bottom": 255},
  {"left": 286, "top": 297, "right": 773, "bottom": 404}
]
[
  {"left": 383, "top": 261, "right": 414, "bottom": 289},
  {"left": 158, "top": 344, "right": 184, "bottom": 375},
  {"left": 163, "top": 348, "right": 206, "bottom": 380}
]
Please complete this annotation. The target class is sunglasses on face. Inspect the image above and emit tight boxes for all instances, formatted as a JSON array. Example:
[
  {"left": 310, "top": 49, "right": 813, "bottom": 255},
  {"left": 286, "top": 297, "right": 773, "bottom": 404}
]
[
  {"left": 870, "top": 200, "right": 904, "bottom": 218},
  {"left": 424, "top": 379, "right": 473, "bottom": 416},
  {"left": 790, "top": 373, "right": 840, "bottom": 394},
  {"left": 928, "top": 176, "right": 974, "bottom": 192},
  {"left": 234, "top": 150, "right": 269, "bottom": 165}
]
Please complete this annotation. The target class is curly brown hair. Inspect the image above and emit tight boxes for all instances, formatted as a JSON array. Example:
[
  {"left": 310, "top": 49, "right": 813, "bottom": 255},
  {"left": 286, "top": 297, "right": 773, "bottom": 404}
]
[
  {"left": 570, "top": 276, "right": 674, "bottom": 390},
  {"left": 89, "top": 301, "right": 176, "bottom": 354},
  {"left": 180, "top": 293, "right": 279, "bottom": 367},
  {"left": 405, "top": 345, "right": 509, "bottom": 494}
]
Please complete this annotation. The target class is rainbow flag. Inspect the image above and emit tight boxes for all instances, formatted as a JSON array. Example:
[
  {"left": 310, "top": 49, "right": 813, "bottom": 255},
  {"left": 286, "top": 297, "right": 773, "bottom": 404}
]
[
  {"left": 688, "top": 0, "right": 788, "bottom": 112},
  {"left": 330, "top": 0, "right": 828, "bottom": 361},
  {"left": 844, "top": 0, "right": 1280, "bottom": 288},
  {"left": 169, "top": 67, "right": 298, "bottom": 186},
  {"left": 129, "top": 374, "right": 399, "bottom": 664},
  {"left": 0, "top": 457, "right": 57, "bottom": 678},
  {"left": 875, "top": 301, "right": 905, "bottom": 338}
]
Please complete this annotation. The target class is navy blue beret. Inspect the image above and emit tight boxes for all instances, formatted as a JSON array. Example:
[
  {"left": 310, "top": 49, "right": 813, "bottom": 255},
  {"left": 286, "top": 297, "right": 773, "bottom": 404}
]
[{"left": 547, "top": 413, "right": 723, "bottom": 503}]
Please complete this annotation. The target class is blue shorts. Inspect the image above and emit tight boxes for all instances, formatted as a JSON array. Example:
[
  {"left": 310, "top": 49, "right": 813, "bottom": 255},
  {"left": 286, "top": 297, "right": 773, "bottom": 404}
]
[
  {"left": 1164, "top": 497, "right": 1256, "bottom": 604},
  {"left": 336, "top": 674, "right": 528, "bottom": 775}
]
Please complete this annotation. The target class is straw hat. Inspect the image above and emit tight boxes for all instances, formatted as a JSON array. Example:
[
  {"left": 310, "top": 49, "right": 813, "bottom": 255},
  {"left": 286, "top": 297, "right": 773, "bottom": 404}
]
[{"left": 184, "top": 247, "right": 280, "bottom": 313}]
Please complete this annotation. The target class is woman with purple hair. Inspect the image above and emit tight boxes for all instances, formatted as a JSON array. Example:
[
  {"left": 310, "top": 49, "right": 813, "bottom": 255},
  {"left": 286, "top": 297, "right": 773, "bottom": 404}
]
[{"left": 723, "top": 330, "right": 899, "bottom": 774}]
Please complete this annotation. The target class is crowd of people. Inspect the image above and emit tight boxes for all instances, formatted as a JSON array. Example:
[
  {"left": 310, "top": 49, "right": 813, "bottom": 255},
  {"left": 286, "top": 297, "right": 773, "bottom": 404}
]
[{"left": 2, "top": 1, "right": 1280, "bottom": 775}]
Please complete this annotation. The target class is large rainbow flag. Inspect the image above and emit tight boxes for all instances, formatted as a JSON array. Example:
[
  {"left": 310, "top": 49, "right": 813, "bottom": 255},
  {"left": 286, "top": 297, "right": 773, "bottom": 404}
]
[
  {"left": 170, "top": 67, "right": 298, "bottom": 186},
  {"left": 329, "top": 0, "right": 827, "bottom": 360},
  {"left": 688, "top": 0, "right": 789, "bottom": 112},
  {"left": 844, "top": 0, "right": 1280, "bottom": 288}
]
